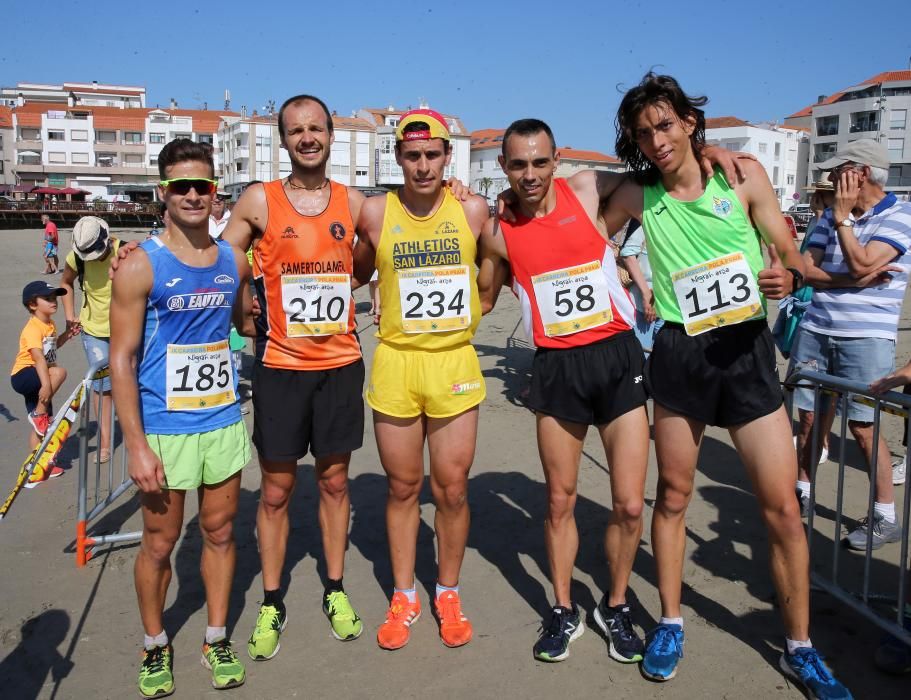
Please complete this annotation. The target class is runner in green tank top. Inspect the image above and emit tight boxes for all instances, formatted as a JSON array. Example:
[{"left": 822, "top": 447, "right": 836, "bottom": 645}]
[{"left": 596, "top": 73, "right": 851, "bottom": 699}]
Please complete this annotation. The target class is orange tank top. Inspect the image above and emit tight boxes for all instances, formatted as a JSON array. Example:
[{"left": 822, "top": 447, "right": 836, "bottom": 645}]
[{"left": 253, "top": 179, "right": 361, "bottom": 370}]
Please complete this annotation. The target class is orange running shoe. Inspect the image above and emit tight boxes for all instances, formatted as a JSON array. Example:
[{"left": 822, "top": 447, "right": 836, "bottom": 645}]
[
  {"left": 434, "top": 590, "right": 472, "bottom": 647},
  {"left": 377, "top": 591, "right": 421, "bottom": 650}
]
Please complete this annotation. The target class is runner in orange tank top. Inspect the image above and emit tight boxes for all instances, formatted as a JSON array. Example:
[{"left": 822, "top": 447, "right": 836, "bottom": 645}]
[
  {"left": 354, "top": 109, "right": 490, "bottom": 651},
  {"left": 222, "top": 95, "right": 368, "bottom": 654}
]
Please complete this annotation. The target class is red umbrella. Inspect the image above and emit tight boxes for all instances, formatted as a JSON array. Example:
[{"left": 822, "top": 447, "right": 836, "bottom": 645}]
[
  {"left": 58, "top": 187, "right": 90, "bottom": 195},
  {"left": 31, "top": 186, "right": 63, "bottom": 195}
]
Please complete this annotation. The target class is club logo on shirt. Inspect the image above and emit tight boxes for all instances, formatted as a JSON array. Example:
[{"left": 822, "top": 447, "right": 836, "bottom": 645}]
[
  {"left": 167, "top": 292, "right": 230, "bottom": 311},
  {"left": 281, "top": 226, "right": 298, "bottom": 239},
  {"left": 329, "top": 221, "right": 346, "bottom": 240},
  {"left": 435, "top": 221, "right": 459, "bottom": 236},
  {"left": 391, "top": 224, "right": 404, "bottom": 234},
  {"left": 712, "top": 197, "right": 732, "bottom": 217}
]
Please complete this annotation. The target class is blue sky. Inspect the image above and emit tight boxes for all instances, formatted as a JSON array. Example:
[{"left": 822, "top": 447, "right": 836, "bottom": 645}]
[{"left": 5, "top": 0, "right": 910, "bottom": 155}]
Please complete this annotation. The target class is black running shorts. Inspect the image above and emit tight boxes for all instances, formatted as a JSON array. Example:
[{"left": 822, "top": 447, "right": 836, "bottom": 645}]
[
  {"left": 252, "top": 359, "right": 365, "bottom": 462},
  {"left": 645, "top": 319, "right": 782, "bottom": 427},
  {"left": 528, "top": 331, "right": 647, "bottom": 426}
]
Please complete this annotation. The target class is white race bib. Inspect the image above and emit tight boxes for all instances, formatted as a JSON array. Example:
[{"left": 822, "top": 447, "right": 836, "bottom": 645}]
[
  {"left": 531, "top": 260, "right": 613, "bottom": 337},
  {"left": 165, "top": 339, "right": 235, "bottom": 411},
  {"left": 281, "top": 274, "right": 350, "bottom": 336},
  {"left": 42, "top": 334, "right": 57, "bottom": 365},
  {"left": 671, "top": 252, "right": 763, "bottom": 336},
  {"left": 398, "top": 265, "right": 472, "bottom": 333}
]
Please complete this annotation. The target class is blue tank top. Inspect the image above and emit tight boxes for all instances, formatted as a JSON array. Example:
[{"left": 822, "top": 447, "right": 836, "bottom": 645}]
[{"left": 137, "top": 236, "right": 241, "bottom": 434}]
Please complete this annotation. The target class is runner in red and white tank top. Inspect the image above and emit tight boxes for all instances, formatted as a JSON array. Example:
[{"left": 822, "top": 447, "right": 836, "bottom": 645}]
[
  {"left": 499, "top": 177, "right": 635, "bottom": 349},
  {"left": 478, "top": 119, "right": 650, "bottom": 665}
]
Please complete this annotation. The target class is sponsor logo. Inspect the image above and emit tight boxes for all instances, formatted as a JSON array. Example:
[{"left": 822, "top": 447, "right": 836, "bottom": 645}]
[
  {"left": 391, "top": 224, "right": 404, "bottom": 234},
  {"left": 165, "top": 277, "right": 182, "bottom": 288},
  {"left": 655, "top": 205, "right": 667, "bottom": 216},
  {"left": 712, "top": 197, "right": 732, "bottom": 217},
  {"left": 434, "top": 220, "right": 459, "bottom": 236},
  {"left": 451, "top": 380, "right": 481, "bottom": 395},
  {"left": 281, "top": 226, "right": 298, "bottom": 239},
  {"left": 166, "top": 292, "right": 230, "bottom": 311},
  {"left": 214, "top": 274, "right": 235, "bottom": 285},
  {"left": 329, "top": 221, "right": 346, "bottom": 240},
  {"left": 634, "top": 375, "right": 643, "bottom": 384},
  {"left": 558, "top": 215, "right": 577, "bottom": 226}
]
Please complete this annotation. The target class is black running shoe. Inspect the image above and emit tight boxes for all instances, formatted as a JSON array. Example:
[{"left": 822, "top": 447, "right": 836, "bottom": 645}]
[
  {"left": 533, "top": 604, "right": 584, "bottom": 662},
  {"left": 593, "top": 599, "right": 645, "bottom": 663}
]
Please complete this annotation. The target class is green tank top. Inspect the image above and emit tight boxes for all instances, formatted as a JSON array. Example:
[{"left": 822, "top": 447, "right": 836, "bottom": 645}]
[{"left": 642, "top": 169, "right": 767, "bottom": 326}]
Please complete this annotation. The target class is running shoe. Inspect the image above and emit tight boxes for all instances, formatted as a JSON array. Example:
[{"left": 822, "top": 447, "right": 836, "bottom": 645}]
[
  {"left": 593, "top": 599, "right": 644, "bottom": 663},
  {"left": 138, "top": 644, "right": 174, "bottom": 698},
  {"left": 779, "top": 648, "right": 852, "bottom": 699},
  {"left": 845, "top": 512, "right": 902, "bottom": 550},
  {"left": 323, "top": 590, "right": 363, "bottom": 641},
  {"left": 28, "top": 411, "right": 50, "bottom": 437},
  {"left": 376, "top": 591, "right": 421, "bottom": 650},
  {"left": 201, "top": 639, "right": 245, "bottom": 690},
  {"left": 641, "top": 623, "right": 684, "bottom": 681},
  {"left": 892, "top": 457, "right": 906, "bottom": 486},
  {"left": 25, "top": 463, "right": 63, "bottom": 488},
  {"left": 533, "top": 604, "right": 584, "bottom": 662},
  {"left": 434, "top": 590, "right": 473, "bottom": 648},
  {"left": 247, "top": 604, "right": 287, "bottom": 660},
  {"left": 873, "top": 615, "right": 911, "bottom": 675}
]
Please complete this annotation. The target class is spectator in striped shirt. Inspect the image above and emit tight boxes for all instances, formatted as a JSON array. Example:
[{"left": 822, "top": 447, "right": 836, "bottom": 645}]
[{"left": 791, "top": 139, "right": 911, "bottom": 550}]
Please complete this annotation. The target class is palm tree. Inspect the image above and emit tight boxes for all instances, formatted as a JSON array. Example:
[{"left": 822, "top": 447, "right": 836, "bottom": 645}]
[{"left": 478, "top": 177, "right": 494, "bottom": 201}]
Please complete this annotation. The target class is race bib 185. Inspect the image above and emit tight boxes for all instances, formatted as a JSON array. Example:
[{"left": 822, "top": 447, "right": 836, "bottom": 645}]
[
  {"left": 281, "top": 274, "right": 351, "bottom": 337},
  {"left": 671, "top": 252, "right": 763, "bottom": 336},
  {"left": 165, "top": 339, "right": 235, "bottom": 411},
  {"left": 531, "top": 260, "right": 613, "bottom": 337},
  {"left": 398, "top": 265, "right": 472, "bottom": 333}
]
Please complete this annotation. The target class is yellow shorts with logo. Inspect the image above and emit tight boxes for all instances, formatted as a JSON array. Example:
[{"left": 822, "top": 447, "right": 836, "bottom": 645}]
[
  {"left": 366, "top": 342, "right": 486, "bottom": 419},
  {"left": 146, "top": 420, "right": 250, "bottom": 490}
]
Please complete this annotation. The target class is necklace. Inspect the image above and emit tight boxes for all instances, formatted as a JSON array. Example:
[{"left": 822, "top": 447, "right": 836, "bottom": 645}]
[{"left": 286, "top": 176, "right": 329, "bottom": 191}]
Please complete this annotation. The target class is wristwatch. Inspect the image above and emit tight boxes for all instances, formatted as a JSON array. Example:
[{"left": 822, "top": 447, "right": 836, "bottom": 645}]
[
  {"left": 787, "top": 267, "right": 805, "bottom": 291},
  {"left": 838, "top": 215, "right": 855, "bottom": 228}
]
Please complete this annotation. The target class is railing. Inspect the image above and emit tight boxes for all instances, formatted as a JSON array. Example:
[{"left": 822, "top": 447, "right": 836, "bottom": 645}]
[
  {"left": 0, "top": 200, "right": 160, "bottom": 215},
  {"left": 785, "top": 368, "right": 911, "bottom": 647}
]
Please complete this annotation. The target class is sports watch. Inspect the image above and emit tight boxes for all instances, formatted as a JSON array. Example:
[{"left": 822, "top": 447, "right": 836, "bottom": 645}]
[{"left": 787, "top": 267, "right": 805, "bottom": 291}]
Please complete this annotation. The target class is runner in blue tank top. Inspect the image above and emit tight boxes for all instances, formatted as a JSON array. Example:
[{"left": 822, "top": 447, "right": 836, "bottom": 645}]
[{"left": 110, "top": 138, "right": 254, "bottom": 698}]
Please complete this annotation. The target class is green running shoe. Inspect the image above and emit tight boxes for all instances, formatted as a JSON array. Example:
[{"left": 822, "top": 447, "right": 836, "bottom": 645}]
[
  {"left": 201, "top": 639, "right": 245, "bottom": 690},
  {"left": 247, "top": 604, "right": 287, "bottom": 660},
  {"left": 138, "top": 644, "right": 174, "bottom": 698},
  {"left": 323, "top": 590, "right": 364, "bottom": 641}
]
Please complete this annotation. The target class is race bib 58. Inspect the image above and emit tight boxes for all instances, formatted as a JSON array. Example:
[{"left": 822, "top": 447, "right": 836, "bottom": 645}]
[{"left": 531, "top": 260, "right": 613, "bottom": 337}]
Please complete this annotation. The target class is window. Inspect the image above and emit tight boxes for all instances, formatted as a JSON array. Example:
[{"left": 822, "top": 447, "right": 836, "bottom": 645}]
[
  {"left": 355, "top": 167, "right": 368, "bottom": 176},
  {"left": 888, "top": 138, "right": 904, "bottom": 160},
  {"left": 173, "top": 132, "right": 191, "bottom": 141},
  {"left": 95, "top": 130, "right": 116, "bottom": 144},
  {"left": 758, "top": 143, "right": 768, "bottom": 154},
  {"left": 124, "top": 153, "right": 143, "bottom": 165},
  {"left": 197, "top": 134, "right": 214, "bottom": 145},
  {"left": 150, "top": 156, "right": 158, "bottom": 166},
  {"left": 787, "top": 174, "right": 795, "bottom": 185},
  {"left": 123, "top": 132, "right": 143, "bottom": 144},
  {"left": 21, "top": 127, "right": 40, "bottom": 140},
  {"left": 48, "top": 152, "right": 66, "bottom": 163},
  {"left": 385, "top": 117, "right": 399, "bottom": 127},
  {"left": 774, "top": 142, "right": 781, "bottom": 159},
  {"left": 149, "top": 132, "right": 166, "bottom": 144},
  {"left": 71, "top": 152, "right": 89, "bottom": 164},
  {"left": 816, "top": 115, "right": 839, "bottom": 137},
  {"left": 850, "top": 111, "right": 879, "bottom": 133},
  {"left": 48, "top": 130, "right": 65, "bottom": 141},
  {"left": 96, "top": 153, "right": 116, "bottom": 167},
  {"left": 814, "top": 142, "right": 838, "bottom": 162},
  {"left": 255, "top": 135, "right": 271, "bottom": 148},
  {"left": 0, "top": 161, "right": 4, "bottom": 173},
  {"left": 71, "top": 129, "right": 88, "bottom": 141},
  {"left": 380, "top": 137, "right": 395, "bottom": 154},
  {"left": 772, "top": 166, "right": 780, "bottom": 185},
  {"left": 891, "top": 109, "right": 908, "bottom": 130},
  {"left": 331, "top": 163, "right": 350, "bottom": 177}
]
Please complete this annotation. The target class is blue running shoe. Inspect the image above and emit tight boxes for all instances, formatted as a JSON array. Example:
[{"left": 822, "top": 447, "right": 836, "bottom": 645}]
[
  {"left": 779, "top": 648, "right": 852, "bottom": 699},
  {"left": 641, "top": 624, "right": 684, "bottom": 681},
  {"left": 533, "top": 604, "right": 584, "bottom": 662}
]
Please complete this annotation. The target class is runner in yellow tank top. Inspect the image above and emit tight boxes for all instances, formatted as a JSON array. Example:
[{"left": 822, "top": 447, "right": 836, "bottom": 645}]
[{"left": 355, "top": 109, "right": 490, "bottom": 651}]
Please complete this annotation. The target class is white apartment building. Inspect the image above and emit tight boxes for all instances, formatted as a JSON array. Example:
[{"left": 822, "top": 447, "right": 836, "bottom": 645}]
[
  {"left": 0, "top": 81, "right": 145, "bottom": 109},
  {"left": 11, "top": 102, "right": 234, "bottom": 200},
  {"left": 0, "top": 106, "right": 13, "bottom": 187},
  {"left": 357, "top": 105, "right": 470, "bottom": 187},
  {"left": 469, "top": 128, "right": 625, "bottom": 205},
  {"left": 217, "top": 113, "right": 377, "bottom": 198},
  {"left": 705, "top": 117, "right": 808, "bottom": 208},
  {"left": 786, "top": 70, "right": 911, "bottom": 200}
]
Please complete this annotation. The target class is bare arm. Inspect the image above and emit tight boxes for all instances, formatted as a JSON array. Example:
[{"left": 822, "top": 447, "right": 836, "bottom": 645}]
[
  {"left": 60, "top": 263, "right": 79, "bottom": 331},
  {"left": 221, "top": 183, "right": 266, "bottom": 254},
  {"left": 353, "top": 196, "right": 385, "bottom": 286},
  {"left": 803, "top": 236, "right": 898, "bottom": 289},
  {"left": 109, "top": 250, "right": 165, "bottom": 494},
  {"left": 478, "top": 218, "right": 511, "bottom": 314},
  {"left": 231, "top": 247, "right": 255, "bottom": 337}
]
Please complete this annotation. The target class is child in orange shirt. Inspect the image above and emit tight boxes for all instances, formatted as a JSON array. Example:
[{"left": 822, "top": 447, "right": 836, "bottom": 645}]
[{"left": 10, "top": 281, "right": 78, "bottom": 484}]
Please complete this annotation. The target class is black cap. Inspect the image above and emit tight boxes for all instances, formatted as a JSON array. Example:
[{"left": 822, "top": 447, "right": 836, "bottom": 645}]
[{"left": 22, "top": 280, "right": 66, "bottom": 305}]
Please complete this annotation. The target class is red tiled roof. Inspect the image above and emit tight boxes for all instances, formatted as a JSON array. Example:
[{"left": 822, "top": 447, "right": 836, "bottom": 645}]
[
  {"left": 360, "top": 107, "right": 468, "bottom": 135},
  {"left": 558, "top": 148, "right": 621, "bottom": 164},
  {"left": 0, "top": 106, "right": 12, "bottom": 128},
  {"left": 11, "top": 102, "right": 237, "bottom": 133},
  {"left": 705, "top": 116, "right": 751, "bottom": 129},
  {"left": 63, "top": 82, "right": 144, "bottom": 95},
  {"left": 470, "top": 128, "right": 505, "bottom": 150},
  {"left": 331, "top": 116, "right": 375, "bottom": 130},
  {"left": 860, "top": 70, "right": 911, "bottom": 85}
]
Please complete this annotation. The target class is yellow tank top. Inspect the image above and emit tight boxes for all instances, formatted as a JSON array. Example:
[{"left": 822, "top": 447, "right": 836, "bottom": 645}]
[{"left": 375, "top": 190, "right": 481, "bottom": 350}]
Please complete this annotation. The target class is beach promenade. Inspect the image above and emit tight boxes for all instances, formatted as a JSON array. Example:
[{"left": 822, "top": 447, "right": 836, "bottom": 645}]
[{"left": 0, "top": 227, "right": 906, "bottom": 699}]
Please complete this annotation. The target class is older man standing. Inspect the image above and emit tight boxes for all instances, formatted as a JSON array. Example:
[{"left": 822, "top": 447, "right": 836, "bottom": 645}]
[
  {"left": 792, "top": 138, "right": 911, "bottom": 550},
  {"left": 209, "top": 188, "right": 231, "bottom": 238}
]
